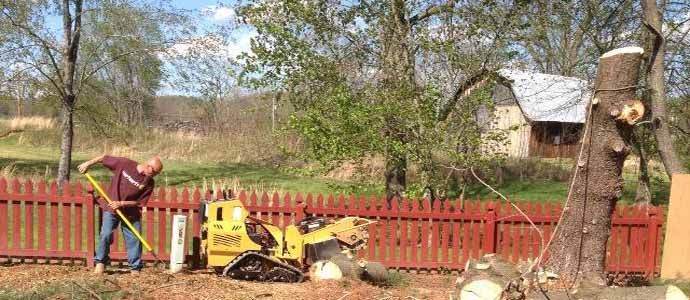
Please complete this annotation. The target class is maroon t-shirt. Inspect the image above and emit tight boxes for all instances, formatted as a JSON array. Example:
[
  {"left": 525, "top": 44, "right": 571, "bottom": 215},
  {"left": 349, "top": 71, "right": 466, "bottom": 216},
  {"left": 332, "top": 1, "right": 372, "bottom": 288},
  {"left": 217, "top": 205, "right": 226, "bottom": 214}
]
[{"left": 96, "top": 156, "right": 154, "bottom": 220}]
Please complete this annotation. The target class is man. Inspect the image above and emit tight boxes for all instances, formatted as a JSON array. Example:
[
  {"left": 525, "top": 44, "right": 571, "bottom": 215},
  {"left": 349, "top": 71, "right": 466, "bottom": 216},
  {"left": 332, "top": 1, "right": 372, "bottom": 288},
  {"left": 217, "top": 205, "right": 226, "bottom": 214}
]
[{"left": 78, "top": 155, "right": 163, "bottom": 274}]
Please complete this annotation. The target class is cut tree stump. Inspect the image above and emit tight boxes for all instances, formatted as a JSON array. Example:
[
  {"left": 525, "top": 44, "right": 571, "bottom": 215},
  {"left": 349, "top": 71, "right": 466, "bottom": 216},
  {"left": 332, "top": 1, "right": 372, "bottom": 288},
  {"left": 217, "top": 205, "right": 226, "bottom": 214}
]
[
  {"left": 362, "top": 262, "right": 389, "bottom": 283},
  {"left": 329, "top": 254, "right": 364, "bottom": 279},
  {"left": 545, "top": 46, "right": 646, "bottom": 283},
  {"left": 455, "top": 254, "right": 527, "bottom": 300},
  {"left": 308, "top": 260, "right": 343, "bottom": 281}
]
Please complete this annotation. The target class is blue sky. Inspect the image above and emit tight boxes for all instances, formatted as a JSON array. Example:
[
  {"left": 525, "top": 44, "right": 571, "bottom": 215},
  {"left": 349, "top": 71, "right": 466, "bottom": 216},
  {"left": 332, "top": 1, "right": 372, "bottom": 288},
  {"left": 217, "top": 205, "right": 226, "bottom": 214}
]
[
  {"left": 171, "top": 0, "right": 221, "bottom": 9},
  {"left": 158, "top": 1, "right": 256, "bottom": 95}
]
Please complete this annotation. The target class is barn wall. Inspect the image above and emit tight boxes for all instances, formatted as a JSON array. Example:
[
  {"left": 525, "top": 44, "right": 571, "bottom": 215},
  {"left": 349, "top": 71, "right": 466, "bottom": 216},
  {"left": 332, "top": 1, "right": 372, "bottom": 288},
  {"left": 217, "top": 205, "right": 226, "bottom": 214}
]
[{"left": 484, "top": 105, "right": 530, "bottom": 158}]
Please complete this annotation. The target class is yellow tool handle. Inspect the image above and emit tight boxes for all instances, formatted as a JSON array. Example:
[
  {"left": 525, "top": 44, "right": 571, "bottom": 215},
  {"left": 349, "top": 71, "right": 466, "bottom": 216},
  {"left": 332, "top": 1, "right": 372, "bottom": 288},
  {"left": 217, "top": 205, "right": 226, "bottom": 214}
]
[{"left": 84, "top": 172, "right": 153, "bottom": 252}]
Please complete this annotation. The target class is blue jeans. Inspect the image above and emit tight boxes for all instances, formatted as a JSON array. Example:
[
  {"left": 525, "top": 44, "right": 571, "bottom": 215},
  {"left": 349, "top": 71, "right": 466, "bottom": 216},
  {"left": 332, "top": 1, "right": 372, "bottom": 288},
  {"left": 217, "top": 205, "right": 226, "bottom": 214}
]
[{"left": 94, "top": 212, "right": 143, "bottom": 270}]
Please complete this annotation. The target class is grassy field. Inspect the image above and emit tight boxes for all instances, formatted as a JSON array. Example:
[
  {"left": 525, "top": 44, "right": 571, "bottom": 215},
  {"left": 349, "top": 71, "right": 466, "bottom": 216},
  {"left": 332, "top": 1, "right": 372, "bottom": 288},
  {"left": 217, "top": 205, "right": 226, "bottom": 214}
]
[
  {"left": 0, "top": 133, "right": 380, "bottom": 196},
  {"left": 0, "top": 118, "right": 671, "bottom": 203}
]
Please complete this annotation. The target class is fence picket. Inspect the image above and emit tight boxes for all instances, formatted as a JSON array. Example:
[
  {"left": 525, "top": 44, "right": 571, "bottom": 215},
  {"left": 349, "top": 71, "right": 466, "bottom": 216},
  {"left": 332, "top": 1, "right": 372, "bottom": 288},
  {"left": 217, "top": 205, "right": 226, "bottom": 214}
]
[
  {"left": 378, "top": 206, "right": 387, "bottom": 262},
  {"left": 451, "top": 200, "right": 462, "bottom": 266},
  {"left": 441, "top": 211, "right": 450, "bottom": 264},
  {"left": 282, "top": 193, "right": 292, "bottom": 228},
  {"left": 420, "top": 198, "right": 431, "bottom": 263},
  {"left": 0, "top": 178, "right": 7, "bottom": 250},
  {"left": 367, "top": 196, "right": 377, "bottom": 260},
  {"left": 388, "top": 199, "right": 399, "bottom": 264},
  {"left": 607, "top": 207, "right": 620, "bottom": 272},
  {"left": 24, "top": 180, "right": 34, "bottom": 250},
  {"left": 543, "top": 202, "right": 553, "bottom": 262},
  {"left": 48, "top": 182, "right": 58, "bottom": 252},
  {"left": 85, "top": 184, "right": 95, "bottom": 266},
  {"left": 410, "top": 199, "right": 420, "bottom": 264},
  {"left": 511, "top": 203, "right": 521, "bottom": 263},
  {"left": 260, "top": 192, "right": 270, "bottom": 220},
  {"left": 11, "top": 179, "right": 21, "bottom": 250},
  {"left": 500, "top": 204, "right": 511, "bottom": 260},
  {"left": 620, "top": 206, "right": 632, "bottom": 269},
  {"left": 327, "top": 194, "right": 335, "bottom": 212},
  {"left": 632, "top": 206, "right": 643, "bottom": 268},
  {"left": 431, "top": 200, "right": 441, "bottom": 263},
  {"left": 158, "top": 188, "right": 170, "bottom": 257},
  {"left": 271, "top": 193, "right": 280, "bottom": 225},
  {"left": 74, "top": 182, "right": 83, "bottom": 253},
  {"left": 174, "top": 187, "right": 184, "bottom": 247},
  {"left": 61, "top": 182, "right": 71, "bottom": 251},
  {"left": 399, "top": 199, "right": 409, "bottom": 263}
]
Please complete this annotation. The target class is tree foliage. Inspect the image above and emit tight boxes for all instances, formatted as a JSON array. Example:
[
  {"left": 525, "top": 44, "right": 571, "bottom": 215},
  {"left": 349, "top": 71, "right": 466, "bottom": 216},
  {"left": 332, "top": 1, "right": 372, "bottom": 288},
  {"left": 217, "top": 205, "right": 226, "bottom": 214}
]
[
  {"left": 0, "top": 0, "right": 190, "bottom": 184},
  {"left": 237, "top": 0, "right": 524, "bottom": 198}
]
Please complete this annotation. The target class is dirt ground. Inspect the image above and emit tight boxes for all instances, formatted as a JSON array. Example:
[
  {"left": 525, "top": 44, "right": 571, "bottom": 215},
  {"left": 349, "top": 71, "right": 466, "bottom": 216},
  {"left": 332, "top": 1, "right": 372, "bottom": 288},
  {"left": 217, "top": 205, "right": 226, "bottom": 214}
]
[{"left": 0, "top": 264, "right": 456, "bottom": 300}]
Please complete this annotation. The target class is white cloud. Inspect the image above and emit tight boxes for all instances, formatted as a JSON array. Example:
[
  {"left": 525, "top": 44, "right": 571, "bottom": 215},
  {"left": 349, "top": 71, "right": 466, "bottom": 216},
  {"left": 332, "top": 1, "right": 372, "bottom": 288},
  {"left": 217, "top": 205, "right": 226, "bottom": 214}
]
[
  {"left": 163, "top": 35, "right": 226, "bottom": 58},
  {"left": 161, "top": 29, "right": 256, "bottom": 61},
  {"left": 226, "top": 29, "right": 257, "bottom": 60},
  {"left": 202, "top": 5, "right": 235, "bottom": 22}
]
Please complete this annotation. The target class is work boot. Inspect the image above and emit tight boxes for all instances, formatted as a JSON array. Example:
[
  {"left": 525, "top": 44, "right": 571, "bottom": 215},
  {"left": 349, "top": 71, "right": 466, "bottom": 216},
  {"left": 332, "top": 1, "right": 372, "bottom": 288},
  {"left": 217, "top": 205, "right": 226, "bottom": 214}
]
[
  {"left": 94, "top": 263, "right": 105, "bottom": 275},
  {"left": 130, "top": 269, "right": 140, "bottom": 275}
]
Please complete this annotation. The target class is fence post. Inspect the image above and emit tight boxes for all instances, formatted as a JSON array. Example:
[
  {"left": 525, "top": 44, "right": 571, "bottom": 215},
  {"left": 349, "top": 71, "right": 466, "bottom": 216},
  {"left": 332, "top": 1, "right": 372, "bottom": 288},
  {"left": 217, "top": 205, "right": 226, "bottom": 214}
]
[
  {"left": 85, "top": 185, "right": 96, "bottom": 267},
  {"left": 645, "top": 206, "right": 660, "bottom": 279},
  {"left": 483, "top": 202, "right": 498, "bottom": 254},
  {"left": 295, "top": 199, "right": 305, "bottom": 224}
]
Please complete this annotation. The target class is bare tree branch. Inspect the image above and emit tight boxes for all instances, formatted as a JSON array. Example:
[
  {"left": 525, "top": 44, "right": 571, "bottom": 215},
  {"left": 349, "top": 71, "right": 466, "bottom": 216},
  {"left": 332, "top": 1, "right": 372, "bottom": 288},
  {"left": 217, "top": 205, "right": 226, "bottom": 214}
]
[
  {"left": 408, "top": 0, "right": 456, "bottom": 25},
  {"left": 17, "top": 59, "right": 64, "bottom": 96},
  {"left": 77, "top": 47, "right": 162, "bottom": 95},
  {"left": 437, "top": 69, "right": 495, "bottom": 121},
  {"left": 1, "top": 8, "right": 65, "bottom": 88}
]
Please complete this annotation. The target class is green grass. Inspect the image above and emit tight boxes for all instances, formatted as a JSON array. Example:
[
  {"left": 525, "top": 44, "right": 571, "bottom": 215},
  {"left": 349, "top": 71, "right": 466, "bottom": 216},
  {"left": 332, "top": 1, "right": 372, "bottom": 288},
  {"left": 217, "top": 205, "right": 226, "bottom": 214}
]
[
  {"left": 0, "top": 129, "right": 671, "bottom": 203},
  {"left": 463, "top": 177, "right": 670, "bottom": 205},
  {"left": 0, "top": 134, "right": 379, "bottom": 196},
  {"left": 464, "top": 179, "right": 569, "bottom": 202}
]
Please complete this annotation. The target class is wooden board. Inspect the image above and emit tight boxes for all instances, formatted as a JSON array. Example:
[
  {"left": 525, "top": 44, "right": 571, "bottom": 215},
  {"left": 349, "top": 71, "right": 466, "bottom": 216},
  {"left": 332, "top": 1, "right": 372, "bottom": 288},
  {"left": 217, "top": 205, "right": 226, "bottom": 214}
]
[{"left": 661, "top": 174, "right": 690, "bottom": 279}]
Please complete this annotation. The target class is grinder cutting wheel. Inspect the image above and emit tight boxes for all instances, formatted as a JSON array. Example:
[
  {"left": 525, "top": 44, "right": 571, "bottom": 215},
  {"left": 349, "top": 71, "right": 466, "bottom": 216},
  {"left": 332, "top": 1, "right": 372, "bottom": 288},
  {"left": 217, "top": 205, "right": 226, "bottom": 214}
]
[{"left": 78, "top": 154, "right": 163, "bottom": 274}]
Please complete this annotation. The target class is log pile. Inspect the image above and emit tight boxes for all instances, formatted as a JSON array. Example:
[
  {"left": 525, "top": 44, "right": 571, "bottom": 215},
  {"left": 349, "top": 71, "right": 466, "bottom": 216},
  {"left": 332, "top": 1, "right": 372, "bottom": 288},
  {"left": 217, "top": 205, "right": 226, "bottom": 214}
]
[
  {"left": 308, "top": 254, "right": 390, "bottom": 284},
  {"left": 454, "top": 254, "right": 689, "bottom": 300}
]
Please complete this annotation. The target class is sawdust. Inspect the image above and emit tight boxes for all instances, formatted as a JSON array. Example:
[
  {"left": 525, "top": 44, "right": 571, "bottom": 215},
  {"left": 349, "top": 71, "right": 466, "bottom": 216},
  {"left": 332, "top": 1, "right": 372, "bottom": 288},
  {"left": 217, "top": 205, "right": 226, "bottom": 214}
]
[{"left": 0, "top": 264, "right": 454, "bottom": 300}]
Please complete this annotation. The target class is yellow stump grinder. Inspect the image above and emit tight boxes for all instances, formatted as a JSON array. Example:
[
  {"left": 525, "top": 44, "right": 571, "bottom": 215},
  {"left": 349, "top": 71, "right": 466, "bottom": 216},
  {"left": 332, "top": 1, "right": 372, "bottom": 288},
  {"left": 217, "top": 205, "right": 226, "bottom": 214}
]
[{"left": 199, "top": 195, "right": 377, "bottom": 282}]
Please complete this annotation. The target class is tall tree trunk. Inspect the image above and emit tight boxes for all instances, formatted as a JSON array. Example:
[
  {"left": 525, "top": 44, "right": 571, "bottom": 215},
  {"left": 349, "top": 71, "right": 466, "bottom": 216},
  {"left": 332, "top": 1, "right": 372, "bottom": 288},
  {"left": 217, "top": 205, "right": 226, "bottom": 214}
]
[
  {"left": 382, "top": 0, "right": 414, "bottom": 204},
  {"left": 632, "top": 130, "right": 652, "bottom": 203},
  {"left": 15, "top": 95, "right": 22, "bottom": 117},
  {"left": 545, "top": 47, "right": 644, "bottom": 284},
  {"left": 56, "top": 0, "right": 83, "bottom": 190},
  {"left": 642, "top": 0, "right": 687, "bottom": 178},
  {"left": 385, "top": 155, "right": 406, "bottom": 206},
  {"left": 57, "top": 98, "right": 74, "bottom": 185}
]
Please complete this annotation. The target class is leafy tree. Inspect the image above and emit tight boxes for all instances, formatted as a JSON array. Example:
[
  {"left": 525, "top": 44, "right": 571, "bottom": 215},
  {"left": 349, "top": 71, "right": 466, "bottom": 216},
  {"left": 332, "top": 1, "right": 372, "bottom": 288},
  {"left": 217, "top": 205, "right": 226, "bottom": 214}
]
[
  {"left": 237, "top": 0, "right": 524, "bottom": 201},
  {"left": 517, "top": 0, "right": 640, "bottom": 78},
  {"left": 167, "top": 35, "right": 241, "bottom": 131},
  {"left": 0, "top": 0, "right": 190, "bottom": 187}
]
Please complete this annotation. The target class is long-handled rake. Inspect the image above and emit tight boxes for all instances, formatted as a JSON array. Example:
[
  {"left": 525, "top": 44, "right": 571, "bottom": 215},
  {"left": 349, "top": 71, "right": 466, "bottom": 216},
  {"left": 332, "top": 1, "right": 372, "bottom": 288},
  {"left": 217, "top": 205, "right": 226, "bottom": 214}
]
[{"left": 84, "top": 172, "right": 166, "bottom": 268}]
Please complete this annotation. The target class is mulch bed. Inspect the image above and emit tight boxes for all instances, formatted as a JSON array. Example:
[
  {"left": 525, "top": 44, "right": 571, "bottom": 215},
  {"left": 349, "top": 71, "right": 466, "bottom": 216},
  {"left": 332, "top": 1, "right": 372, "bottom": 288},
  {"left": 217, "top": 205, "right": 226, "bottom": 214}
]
[{"left": 0, "top": 264, "right": 455, "bottom": 300}]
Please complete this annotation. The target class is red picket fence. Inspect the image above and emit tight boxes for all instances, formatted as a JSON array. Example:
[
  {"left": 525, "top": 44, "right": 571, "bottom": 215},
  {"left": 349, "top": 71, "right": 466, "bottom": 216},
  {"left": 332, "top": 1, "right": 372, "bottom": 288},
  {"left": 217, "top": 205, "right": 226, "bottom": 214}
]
[{"left": 0, "top": 177, "right": 664, "bottom": 277}]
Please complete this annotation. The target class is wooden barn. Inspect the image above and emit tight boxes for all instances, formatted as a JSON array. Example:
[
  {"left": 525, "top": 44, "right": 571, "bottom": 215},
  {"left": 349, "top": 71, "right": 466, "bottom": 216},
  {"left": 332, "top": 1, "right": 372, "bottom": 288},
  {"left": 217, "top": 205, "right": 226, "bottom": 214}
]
[{"left": 482, "top": 69, "right": 591, "bottom": 158}]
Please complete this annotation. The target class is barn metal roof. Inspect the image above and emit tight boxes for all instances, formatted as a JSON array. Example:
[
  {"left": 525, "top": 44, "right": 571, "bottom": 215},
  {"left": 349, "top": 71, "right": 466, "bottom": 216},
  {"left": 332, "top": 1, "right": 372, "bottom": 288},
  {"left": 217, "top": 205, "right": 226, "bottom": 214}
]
[{"left": 498, "top": 69, "right": 591, "bottom": 123}]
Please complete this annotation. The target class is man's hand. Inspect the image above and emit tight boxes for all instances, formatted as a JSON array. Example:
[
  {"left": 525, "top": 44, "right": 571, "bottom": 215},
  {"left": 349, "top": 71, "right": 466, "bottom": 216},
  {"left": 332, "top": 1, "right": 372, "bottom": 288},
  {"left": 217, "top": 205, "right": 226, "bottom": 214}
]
[
  {"left": 77, "top": 161, "right": 92, "bottom": 174},
  {"left": 77, "top": 154, "right": 106, "bottom": 174},
  {"left": 108, "top": 201, "right": 123, "bottom": 210}
]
